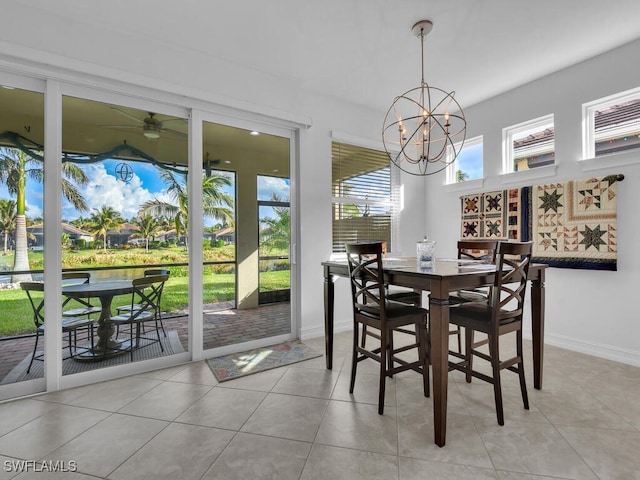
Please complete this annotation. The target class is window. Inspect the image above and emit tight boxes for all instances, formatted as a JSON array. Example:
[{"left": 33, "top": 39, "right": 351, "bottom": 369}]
[
  {"left": 583, "top": 88, "right": 640, "bottom": 159},
  {"left": 503, "top": 114, "right": 554, "bottom": 173},
  {"left": 446, "top": 136, "right": 483, "bottom": 184},
  {"left": 331, "top": 141, "right": 398, "bottom": 253}
]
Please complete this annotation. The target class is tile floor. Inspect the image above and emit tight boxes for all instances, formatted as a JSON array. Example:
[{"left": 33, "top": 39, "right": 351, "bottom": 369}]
[{"left": 0, "top": 331, "right": 639, "bottom": 479}]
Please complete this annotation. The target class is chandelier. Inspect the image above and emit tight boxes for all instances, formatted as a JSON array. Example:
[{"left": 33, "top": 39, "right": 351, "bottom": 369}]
[{"left": 382, "top": 20, "right": 466, "bottom": 176}]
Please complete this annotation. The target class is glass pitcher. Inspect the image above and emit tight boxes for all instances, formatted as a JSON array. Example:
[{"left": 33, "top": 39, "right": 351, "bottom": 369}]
[{"left": 416, "top": 237, "right": 436, "bottom": 267}]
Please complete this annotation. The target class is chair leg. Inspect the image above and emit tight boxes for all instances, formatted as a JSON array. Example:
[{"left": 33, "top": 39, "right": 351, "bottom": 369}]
[
  {"left": 488, "top": 333, "right": 504, "bottom": 426},
  {"left": 516, "top": 329, "right": 529, "bottom": 410},
  {"left": 417, "top": 319, "right": 430, "bottom": 398},
  {"left": 378, "top": 327, "right": 388, "bottom": 415},
  {"left": 464, "top": 328, "right": 473, "bottom": 383},
  {"left": 349, "top": 323, "right": 359, "bottom": 394},
  {"left": 27, "top": 330, "right": 40, "bottom": 374},
  {"left": 155, "top": 319, "right": 164, "bottom": 352},
  {"left": 455, "top": 326, "right": 462, "bottom": 353}
]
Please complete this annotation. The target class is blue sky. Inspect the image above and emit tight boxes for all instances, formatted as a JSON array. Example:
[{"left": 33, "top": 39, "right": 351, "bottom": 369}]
[
  {"left": 0, "top": 157, "right": 290, "bottom": 226},
  {"left": 456, "top": 142, "right": 483, "bottom": 180}
]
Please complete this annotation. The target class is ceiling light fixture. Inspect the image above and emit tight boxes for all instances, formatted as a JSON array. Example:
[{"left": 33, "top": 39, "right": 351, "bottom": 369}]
[
  {"left": 382, "top": 19, "right": 466, "bottom": 176},
  {"left": 143, "top": 123, "right": 161, "bottom": 139},
  {"left": 250, "top": 130, "right": 260, "bottom": 136}
]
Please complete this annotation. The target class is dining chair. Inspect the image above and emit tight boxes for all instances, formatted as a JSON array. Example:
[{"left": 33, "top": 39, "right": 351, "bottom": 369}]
[
  {"left": 447, "top": 241, "right": 532, "bottom": 425},
  {"left": 108, "top": 274, "right": 169, "bottom": 359},
  {"left": 20, "top": 281, "right": 96, "bottom": 373},
  {"left": 449, "top": 240, "right": 498, "bottom": 352},
  {"left": 346, "top": 241, "right": 430, "bottom": 415},
  {"left": 115, "top": 269, "right": 170, "bottom": 337},
  {"left": 61, "top": 271, "right": 102, "bottom": 318}
]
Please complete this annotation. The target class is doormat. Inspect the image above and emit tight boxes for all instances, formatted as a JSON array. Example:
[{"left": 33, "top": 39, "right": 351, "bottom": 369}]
[{"left": 206, "top": 339, "right": 322, "bottom": 382}]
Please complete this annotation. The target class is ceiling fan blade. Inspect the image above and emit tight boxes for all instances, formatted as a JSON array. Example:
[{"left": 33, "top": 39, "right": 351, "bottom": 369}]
[
  {"left": 110, "top": 107, "right": 144, "bottom": 124},
  {"left": 161, "top": 127, "right": 188, "bottom": 138}
]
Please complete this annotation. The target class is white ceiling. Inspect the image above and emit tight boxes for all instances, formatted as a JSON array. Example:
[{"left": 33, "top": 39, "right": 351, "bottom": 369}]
[{"left": 15, "top": 0, "right": 640, "bottom": 112}]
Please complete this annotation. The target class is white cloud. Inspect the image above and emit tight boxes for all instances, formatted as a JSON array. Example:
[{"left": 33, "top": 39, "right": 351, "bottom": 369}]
[
  {"left": 63, "top": 164, "right": 156, "bottom": 220},
  {"left": 257, "top": 175, "right": 289, "bottom": 201}
]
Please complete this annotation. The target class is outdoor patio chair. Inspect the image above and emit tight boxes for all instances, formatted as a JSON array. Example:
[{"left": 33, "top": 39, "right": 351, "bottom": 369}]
[
  {"left": 115, "top": 269, "right": 170, "bottom": 337},
  {"left": 20, "top": 281, "right": 96, "bottom": 373},
  {"left": 61, "top": 271, "right": 102, "bottom": 318},
  {"left": 108, "top": 274, "right": 169, "bottom": 360}
]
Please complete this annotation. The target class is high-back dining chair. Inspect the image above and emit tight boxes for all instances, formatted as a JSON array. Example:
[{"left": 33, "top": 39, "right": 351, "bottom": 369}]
[
  {"left": 108, "top": 274, "right": 169, "bottom": 360},
  {"left": 21, "top": 281, "right": 96, "bottom": 373},
  {"left": 448, "top": 240, "right": 498, "bottom": 352},
  {"left": 61, "top": 271, "right": 102, "bottom": 318},
  {"left": 448, "top": 241, "right": 532, "bottom": 425},
  {"left": 346, "top": 242, "right": 430, "bottom": 414}
]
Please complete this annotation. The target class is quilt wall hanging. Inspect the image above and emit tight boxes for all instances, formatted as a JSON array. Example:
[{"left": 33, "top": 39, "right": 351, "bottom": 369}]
[{"left": 460, "top": 174, "right": 621, "bottom": 271}]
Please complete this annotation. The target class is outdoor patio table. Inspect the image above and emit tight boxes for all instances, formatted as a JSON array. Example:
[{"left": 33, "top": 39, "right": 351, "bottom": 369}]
[
  {"left": 321, "top": 257, "right": 548, "bottom": 447},
  {"left": 62, "top": 280, "right": 134, "bottom": 361}
]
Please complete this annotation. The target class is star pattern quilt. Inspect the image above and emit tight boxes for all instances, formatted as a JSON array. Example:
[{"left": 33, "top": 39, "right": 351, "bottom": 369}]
[{"left": 460, "top": 175, "right": 619, "bottom": 270}]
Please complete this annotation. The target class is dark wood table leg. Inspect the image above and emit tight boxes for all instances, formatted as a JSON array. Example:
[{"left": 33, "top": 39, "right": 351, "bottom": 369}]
[
  {"left": 323, "top": 265, "right": 334, "bottom": 370},
  {"left": 530, "top": 270, "right": 545, "bottom": 389},
  {"left": 429, "top": 293, "right": 450, "bottom": 447}
]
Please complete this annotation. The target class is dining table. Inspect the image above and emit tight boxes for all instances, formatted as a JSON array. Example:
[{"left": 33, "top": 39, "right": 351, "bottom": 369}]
[
  {"left": 321, "top": 256, "right": 548, "bottom": 447},
  {"left": 62, "top": 280, "right": 135, "bottom": 361}
]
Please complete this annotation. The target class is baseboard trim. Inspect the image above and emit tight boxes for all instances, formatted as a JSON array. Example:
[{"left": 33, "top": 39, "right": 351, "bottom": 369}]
[
  {"left": 301, "top": 319, "right": 351, "bottom": 341},
  {"left": 542, "top": 332, "right": 640, "bottom": 367}
]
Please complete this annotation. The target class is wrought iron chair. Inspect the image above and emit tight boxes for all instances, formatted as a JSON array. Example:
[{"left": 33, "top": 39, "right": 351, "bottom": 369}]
[
  {"left": 108, "top": 274, "right": 169, "bottom": 360},
  {"left": 115, "top": 269, "right": 170, "bottom": 337},
  {"left": 448, "top": 241, "right": 532, "bottom": 425},
  {"left": 21, "top": 281, "right": 95, "bottom": 373},
  {"left": 346, "top": 241, "right": 430, "bottom": 415},
  {"left": 61, "top": 271, "right": 102, "bottom": 318}
]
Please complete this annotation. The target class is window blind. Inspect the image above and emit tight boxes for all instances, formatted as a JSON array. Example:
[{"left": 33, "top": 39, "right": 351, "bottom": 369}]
[{"left": 331, "top": 142, "right": 392, "bottom": 253}]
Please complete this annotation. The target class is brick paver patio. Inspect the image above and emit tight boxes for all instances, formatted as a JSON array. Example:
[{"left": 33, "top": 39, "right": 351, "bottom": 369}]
[{"left": 0, "top": 302, "right": 290, "bottom": 383}]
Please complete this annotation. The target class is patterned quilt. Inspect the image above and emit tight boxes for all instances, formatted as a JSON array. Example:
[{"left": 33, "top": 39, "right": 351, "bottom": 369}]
[{"left": 460, "top": 175, "right": 619, "bottom": 270}]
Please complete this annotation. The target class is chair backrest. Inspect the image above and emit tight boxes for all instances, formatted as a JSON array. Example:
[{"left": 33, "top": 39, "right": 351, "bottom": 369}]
[
  {"left": 457, "top": 240, "right": 498, "bottom": 262},
  {"left": 345, "top": 242, "right": 387, "bottom": 320},
  {"left": 144, "top": 269, "right": 170, "bottom": 276},
  {"left": 128, "top": 274, "right": 169, "bottom": 320},
  {"left": 489, "top": 241, "right": 532, "bottom": 325},
  {"left": 20, "top": 281, "right": 45, "bottom": 328},
  {"left": 61, "top": 271, "right": 91, "bottom": 284}
]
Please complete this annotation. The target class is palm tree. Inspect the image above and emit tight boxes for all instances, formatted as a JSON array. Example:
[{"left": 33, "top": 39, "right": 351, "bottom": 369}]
[
  {"left": 140, "top": 169, "right": 233, "bottom": 249},
  {"left": 0, "top": 147, "right": 89, "bottom": 281},
  {"left": 259, "top": 194, "right": 290, "bottom": 254},
  {"left": 456, "top": 170, "right": 469, "bottom": 182},
  {"left": 0, "top": 198, "right": 16, "bottom": 253},
  {"left": 131, "top": 214, "right": 161, "bottom": 252},
  {"left": 88, "top": 205, "right": 125, "bottom": 253}
]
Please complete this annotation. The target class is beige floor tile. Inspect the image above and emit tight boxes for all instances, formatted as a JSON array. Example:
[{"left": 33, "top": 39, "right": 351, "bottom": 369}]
[
  {"left": 315, "top": 400, "right": 398, "bottom": 455},
  {"left": 203, "top": 432, "right": 310, "bottom": 480},
  {"left": 535, "top": 389, "right": 635, "bottom": 430},
  {"left": 132, "top": 363, "right": 193, "bottom": 380},
  {"left": 110, "top": 423, "right": 234, "bottom": 480},
  {"left": 300, "top": 443, "right": 397, "bottom": 480},
  {"left": 396, "top": 375, "right": 468, "bottom": 415},
  {"left": 176, "top": 387, "right": 266, "bottom": 429},
  {"left": 0, "top": 404, "right": 109, "bottom": 459},
  {"left": 594, "top": 392, "right": 640, "bottom": 430},
  {"left": 397, "top": 409, "right": 493, "bottom": 468},
  {"left": 41, "top": 413, "right": 167, "bottom": 478},
  {"left": 166, "top": 361, "right": 218, "bottom": 386},
  {"left": 331, "top": 370, "right": 397, "bottom": 407},
  {"left": 0, "top": 455, "right": 19, "bottom": 480},
  {"left": 241, "top": 393, "right": 327, "bottom": 442},
  {"left": 271, "top": 366, "right": 340, "bottom": 399},
  {"left": 0, "top": 399, "right": 57, "bottom": 437},
  {"left": 400, "top": 457, "right": 499, "bottom": 480},
  {"left": 474, "top": 416, "right": 599, "bottom": 479},
  {"left": 497, "top": 470, "right": 576, "bottom": 480},
  {"left": 456, "top": 381, "right": 549, "bottom": 424},
  {"left": 216, "top": 366, "right": 287, "bottom": 392},
  {"left": 117, "top": 380, "right": 211, "bottom": 420},
  {"left": 9, "top": 470, "right": 98, "bottom": 479},
  {"left": 557, "top": 425, "right": 640, "bottom": 480},
  {"left": 58, "top": 376, "right": 162, "bottom": 411}
]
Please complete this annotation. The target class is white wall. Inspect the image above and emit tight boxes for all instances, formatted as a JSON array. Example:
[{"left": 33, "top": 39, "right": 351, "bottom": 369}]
[
  {"left": 2, "top": 3, "right": 637, "bottom": 367},
  {"left": 424, "top": 38, "right": 640, "bottom": 366}
]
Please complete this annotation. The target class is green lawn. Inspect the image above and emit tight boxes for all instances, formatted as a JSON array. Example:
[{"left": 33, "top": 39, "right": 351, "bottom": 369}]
[{"left": 0, "top": 270, "right": 290, "bottom": 337}]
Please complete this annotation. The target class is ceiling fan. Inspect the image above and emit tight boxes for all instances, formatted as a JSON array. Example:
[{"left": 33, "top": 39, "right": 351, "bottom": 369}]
[{"left": 101, "top": 108, "right": 187, "bottom": 139}]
